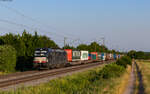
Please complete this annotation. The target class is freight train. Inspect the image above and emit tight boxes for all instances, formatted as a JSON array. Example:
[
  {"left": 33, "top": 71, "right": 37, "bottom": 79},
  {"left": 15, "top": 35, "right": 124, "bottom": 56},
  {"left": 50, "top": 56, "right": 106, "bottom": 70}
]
[{"left": 33, "top": 48, "right": 122, "bottom": 69}]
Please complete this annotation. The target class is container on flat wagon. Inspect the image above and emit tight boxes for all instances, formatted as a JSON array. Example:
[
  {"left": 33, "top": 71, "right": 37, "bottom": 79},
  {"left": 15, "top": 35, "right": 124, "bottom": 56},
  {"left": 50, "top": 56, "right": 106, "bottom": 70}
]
[
  {"left": 113, "top": 54, "right": 117, "bottom": 60},
  {"left": 80, "top": 51, "right": 89, "bottom": 60},
  {"left": 101, "top": 53, "right": 106, "bottom": 61},
  {"left": 91, "top": 52, "right": 98, "bottom": 60},
  {"left": 72, "top": 50, "right": 81, "bottom": 61},
  {"left": 106, "top": 53, "right": 112, "bottom": 60},
  {"left": 64, "top": 49, "right": 72, "bottom": 62},
  {"left": 109, "top": 53, "right": 113, "bottom": 60},
  {"left": 88, "top": 54, "right": 91, "bottom": 60},
  {"left": 97, "top": 52, "right": 102, "bottom": 60},
  {"left": 106, "top": 53, "right": 110, "bottom": 60}
]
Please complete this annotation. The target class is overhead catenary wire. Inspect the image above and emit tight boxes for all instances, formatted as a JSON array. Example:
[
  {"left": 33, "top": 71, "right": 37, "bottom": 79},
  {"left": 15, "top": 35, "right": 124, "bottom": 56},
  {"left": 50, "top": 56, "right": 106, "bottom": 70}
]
[
  {"left": 0, "top": 3, "right": 80, "bottom": 40},
  {"left": 0, "top": 19, "right": 69, "bottom": 39},
  {"left": 0, "top": 19, "right": 75, "bottom": 47},
  {"left": 0, "top": 3, "right": 103, "bottom": 47},
  {"left": 0, "top": 19, "right": 37, "bottom": 31}
]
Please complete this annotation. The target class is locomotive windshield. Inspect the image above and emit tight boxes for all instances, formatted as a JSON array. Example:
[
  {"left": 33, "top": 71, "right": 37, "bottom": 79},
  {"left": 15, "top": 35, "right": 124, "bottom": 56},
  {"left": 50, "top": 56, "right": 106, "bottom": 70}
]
[{"left": 34, "top": 50, "right": 48, "bottom": 57}]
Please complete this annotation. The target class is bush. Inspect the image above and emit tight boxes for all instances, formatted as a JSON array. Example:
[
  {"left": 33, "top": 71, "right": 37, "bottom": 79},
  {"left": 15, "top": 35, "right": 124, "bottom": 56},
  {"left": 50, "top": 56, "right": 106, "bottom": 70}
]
[
  {"left": 116, "top": 56, "right": 132, "bottom": 68},
  {"left": 0, "top": 45, "right": 16, "bottom": 72},
  {"left": 121, "top": 56, "right": 132, "bottom": 65},
  {"left": 99, "top": 64, "right": 125, "bottom": 79}
]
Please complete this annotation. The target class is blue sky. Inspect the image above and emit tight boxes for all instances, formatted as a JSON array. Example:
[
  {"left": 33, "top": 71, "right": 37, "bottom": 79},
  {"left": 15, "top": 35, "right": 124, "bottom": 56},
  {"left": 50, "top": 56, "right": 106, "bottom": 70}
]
[{"left": 0, "top": 0, "right": 150, "bottom": 51}]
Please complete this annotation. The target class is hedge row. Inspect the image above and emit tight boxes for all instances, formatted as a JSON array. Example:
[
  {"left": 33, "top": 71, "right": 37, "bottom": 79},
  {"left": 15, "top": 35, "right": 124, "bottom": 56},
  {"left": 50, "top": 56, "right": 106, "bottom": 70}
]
[
  {"left": 99, "top": 56, "right": 132, "bottom": 79},
  {"left": 0, "top": 45, "right": 16, "bottom": 72}
]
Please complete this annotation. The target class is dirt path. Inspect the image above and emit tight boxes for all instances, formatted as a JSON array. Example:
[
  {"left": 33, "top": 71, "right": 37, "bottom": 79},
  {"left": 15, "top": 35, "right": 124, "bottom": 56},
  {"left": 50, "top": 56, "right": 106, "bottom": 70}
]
[
  {"left": 123, "top": 61, "right": 145, "bottom": 94},
  {"left": 123, "top": 62, "right": 136, "bottom": 94}
]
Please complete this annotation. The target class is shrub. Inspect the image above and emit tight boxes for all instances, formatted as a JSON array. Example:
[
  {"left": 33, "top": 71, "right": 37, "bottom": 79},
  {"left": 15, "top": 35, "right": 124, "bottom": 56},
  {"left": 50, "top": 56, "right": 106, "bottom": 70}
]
[
  {"left": 116, "top": 58, "right": 127, "bottom": 68},
  {"left": 116, "top": 56, "right": 132, "bottom": 68},
  {"left": 99, "top": 64, "right": 125, "bottom": 79},
  {"left": 0, "top": 45, "right": 16, "bottom": 72},
  {"left": 121, "top": 56, "right": 132, "bottom": 65}
]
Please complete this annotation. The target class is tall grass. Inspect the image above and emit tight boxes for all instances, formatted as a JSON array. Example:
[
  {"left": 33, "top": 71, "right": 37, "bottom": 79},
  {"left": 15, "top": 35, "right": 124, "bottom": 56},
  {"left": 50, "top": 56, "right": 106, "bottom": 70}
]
[
  {"left": 136, "top": 60, "right": 150, "bottom": 94},
  {"left": 1, "top": 57, "right": 132, "bottom": 94}
]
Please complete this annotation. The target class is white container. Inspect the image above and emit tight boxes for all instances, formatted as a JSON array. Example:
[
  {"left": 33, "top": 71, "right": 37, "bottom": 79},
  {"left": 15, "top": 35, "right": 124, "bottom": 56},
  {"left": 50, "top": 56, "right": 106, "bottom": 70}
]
[
  {"left": 80, "top": 51, "right": 89, "bottom": 60},
  {"left": 103, "top": 55, "right": 106, "bottom": 61},
  {"left": 109, "top": 53, "right": 113, "bottom": 59}
]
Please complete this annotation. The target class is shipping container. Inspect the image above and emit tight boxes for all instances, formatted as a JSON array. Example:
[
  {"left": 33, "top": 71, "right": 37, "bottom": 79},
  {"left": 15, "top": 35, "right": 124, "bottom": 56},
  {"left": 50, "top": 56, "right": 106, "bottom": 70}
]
[
  {"left": 101, "top": 53, "right": 106, "bottom": 61},
  {"left": 106, "top": 53, "right": 112, "bottom": 60},
  {"left": 106, "top": 53, "right": 110, "bottom": 60},
  {"left": 72, "top": 50, "right": 81, "bottom": 61},
  {"left": 90, "top": 52, "right": 98, "bottom": 60},
  {"left": 64, "top": 49, "right": 72, "bottom": 62},
  {"left": 113, "top": 54, "right": 117, "bottom": 60},
  {"left": 109, "top": 53, "right": 113, "bottom": 60},
  {"left": 97, "top": 52, "right": 102, "bottom": 60},
  {"left": 80, "top": 51, "right": 89, "bottom": 60},
  {"left": 88, "top": 54, "right": 91, "bottom": 60}
]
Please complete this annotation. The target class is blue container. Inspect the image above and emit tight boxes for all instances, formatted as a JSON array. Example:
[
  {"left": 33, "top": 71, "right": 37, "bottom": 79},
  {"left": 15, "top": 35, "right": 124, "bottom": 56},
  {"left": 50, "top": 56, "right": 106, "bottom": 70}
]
[
  {"left": 101, "top": 53, "right": 104, "bottom": 60},
  {"left": 113, "top": 54, "right": 117, "bottom": 60},
  {"left": 88, "top": 54, "right": 91, "bottom": 60}
]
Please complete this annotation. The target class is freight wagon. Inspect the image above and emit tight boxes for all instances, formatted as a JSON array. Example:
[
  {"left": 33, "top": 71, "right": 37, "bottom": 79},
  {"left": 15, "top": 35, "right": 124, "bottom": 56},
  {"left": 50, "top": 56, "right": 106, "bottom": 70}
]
[
  {"left": 80, "top": 51, "right": 89, "bottom": 64},
  {"left": 64, "top": 49, "right": 72, "bottom": 62},
  {"left": 101, "top": 53, "right": 106, "bottom": 61},
  {"left": 90, "top": 52, "right": 98, "bottom": 60},
  {"left": 113, "top": 54, "right": 117, "bottom": 60},
  {"left": 106, "top": 53, "right": 113, "bottom": 61},
  {"left": 64, "top": 49, "right": 89, "bottom": 65},
  {"left": 97, "top": 52, "right": 102, "bottom": 61},
  {"left": 72, "top": 50, "right": 81, "bottom": 61},
  {"left": 80, "top": 51, "right": 89, "bottom": 60}
]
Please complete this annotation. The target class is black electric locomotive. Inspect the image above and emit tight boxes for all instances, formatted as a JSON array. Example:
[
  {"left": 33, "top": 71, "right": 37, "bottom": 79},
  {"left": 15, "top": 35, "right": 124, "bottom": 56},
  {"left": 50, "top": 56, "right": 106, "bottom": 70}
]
[{"left": 33, "top": 48, "right": 68, "bottom": 69}]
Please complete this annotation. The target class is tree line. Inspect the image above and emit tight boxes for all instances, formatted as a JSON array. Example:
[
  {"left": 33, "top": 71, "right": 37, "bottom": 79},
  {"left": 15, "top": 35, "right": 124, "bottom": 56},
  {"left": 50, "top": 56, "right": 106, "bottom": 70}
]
[
  {"left": 127, "top": 50, "right": 150, "bottom": 59},
  {"left": 0, "top": 30, "right": 121, "bottom": 72},
  {"left": 64, "top": 42, "right": 120, "bottom": 54}
]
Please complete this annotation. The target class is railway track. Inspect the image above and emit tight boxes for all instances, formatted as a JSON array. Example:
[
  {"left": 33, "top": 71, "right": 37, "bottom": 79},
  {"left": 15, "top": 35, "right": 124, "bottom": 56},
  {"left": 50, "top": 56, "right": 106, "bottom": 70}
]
[
  {"left": 0, "top": 71, "right": 39, "bottom": 82},
  {"left": 0, "top": 61, "right": 113, "bottom": 90}
]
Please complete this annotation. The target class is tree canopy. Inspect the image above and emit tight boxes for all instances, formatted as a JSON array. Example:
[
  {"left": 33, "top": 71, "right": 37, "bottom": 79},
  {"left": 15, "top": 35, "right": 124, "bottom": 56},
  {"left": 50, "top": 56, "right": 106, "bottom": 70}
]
[{"left": 0, "top": 30, "right": 59, "bottom": 71}]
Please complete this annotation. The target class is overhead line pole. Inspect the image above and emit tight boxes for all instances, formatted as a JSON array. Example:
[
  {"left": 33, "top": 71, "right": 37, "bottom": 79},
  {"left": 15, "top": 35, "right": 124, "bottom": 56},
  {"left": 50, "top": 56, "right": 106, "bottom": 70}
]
[{"left": 64, "top": 37, "right": 67, "bottom": 48}]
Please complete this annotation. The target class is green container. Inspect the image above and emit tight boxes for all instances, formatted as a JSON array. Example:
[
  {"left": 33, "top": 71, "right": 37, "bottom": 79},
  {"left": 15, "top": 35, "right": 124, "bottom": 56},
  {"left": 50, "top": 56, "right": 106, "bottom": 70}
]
[{"left": 91, "top": 54, "right": 96, "bottom": 60}]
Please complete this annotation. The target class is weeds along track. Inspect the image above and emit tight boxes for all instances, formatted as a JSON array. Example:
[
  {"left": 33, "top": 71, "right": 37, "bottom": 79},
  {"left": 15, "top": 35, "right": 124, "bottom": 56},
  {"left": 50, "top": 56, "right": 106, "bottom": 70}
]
[{"left": 0, "top": 61, "right": 113, "bottom": 89}]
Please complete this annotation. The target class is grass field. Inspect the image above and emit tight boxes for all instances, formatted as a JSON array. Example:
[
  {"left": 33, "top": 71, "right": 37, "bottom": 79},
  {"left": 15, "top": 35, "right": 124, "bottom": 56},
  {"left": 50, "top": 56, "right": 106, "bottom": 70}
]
[
  {"left": 136, "top": 60, "right": 150, "bottom": 94},
  {"left": 0, "top": 63, "right": 131, "bottom": 94}
]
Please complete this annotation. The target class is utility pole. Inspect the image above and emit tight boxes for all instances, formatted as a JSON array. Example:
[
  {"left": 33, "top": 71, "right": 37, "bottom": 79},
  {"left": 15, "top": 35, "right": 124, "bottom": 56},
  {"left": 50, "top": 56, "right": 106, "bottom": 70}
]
[
  {"left": 101, "top": 37, "right": 105, "bottom": 46},
  {"left": 98, "top": 37, "right": 105, "bottom": 52},
  {"left": 95, "top": 42, "right": 96, "bottom": 52},
  {"left": 64, "top": 37, "right": 67, "bottom": 48}
]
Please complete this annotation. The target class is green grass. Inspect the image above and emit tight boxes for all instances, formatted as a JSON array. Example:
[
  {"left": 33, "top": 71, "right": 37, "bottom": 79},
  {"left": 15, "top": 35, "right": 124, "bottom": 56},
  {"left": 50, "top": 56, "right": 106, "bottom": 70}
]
[
  {"left": 137, "top": 60, "right": 150, "bottom": 94},
  {"left": 0, "top": 63, "right": 129, "bottom": 94},
  {"left": 0, "top": 56, "right": 132, "bottom": 94}
]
